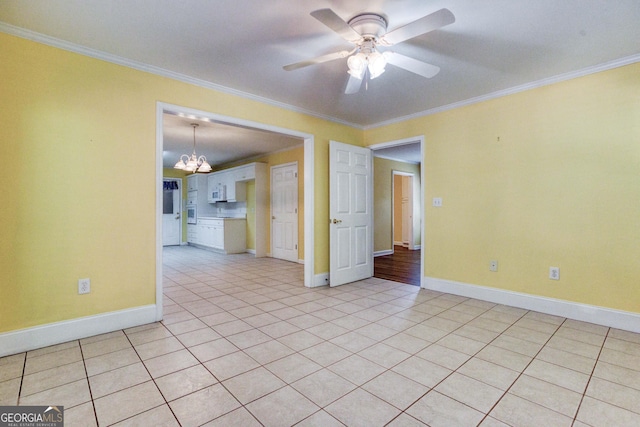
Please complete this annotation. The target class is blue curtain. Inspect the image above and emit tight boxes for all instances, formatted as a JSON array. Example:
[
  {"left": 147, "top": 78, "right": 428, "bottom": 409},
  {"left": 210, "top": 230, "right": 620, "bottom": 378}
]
[{"left": 163, "top": 181, "right": 179, "bottom": 191}]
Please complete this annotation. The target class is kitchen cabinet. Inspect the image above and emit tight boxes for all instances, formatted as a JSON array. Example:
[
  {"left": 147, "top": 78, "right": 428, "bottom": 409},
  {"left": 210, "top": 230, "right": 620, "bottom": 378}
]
[
  {"left": 188, "top": 218, "right": 246, "bottom": 254},
  {"left": 187, "top": 174, "right": 207, "bottom": 192},
  {"left": 207, "top": 163, "right": 264, "bottom": 203}
]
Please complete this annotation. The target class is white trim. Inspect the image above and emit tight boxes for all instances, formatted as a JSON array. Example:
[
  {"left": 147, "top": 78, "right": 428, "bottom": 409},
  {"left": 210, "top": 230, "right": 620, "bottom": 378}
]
[
  {"left": 0, "top": 23, "right": 360, "bottom": 129},
  {"left": 366, "top": 53, "right": 640, "bottom": 130},
  {"left": 155, "top": 105, "right": 164, "bottom": 322},
  {"left": 423, "top": 277, "right": 640, "bottom": 333},
  {"left": 373, "top": 154, "right": 420, "bottom": 165},
  {"left": 313, "top": 273, "right": 330, "bottom": 287},
  {"left": 393, "top": 241, "right": 405, "bottom": 247},
  {"left": 246, "top": 249, "right": 256, "bottom": 255},
  {"left": 303, "top": 137, "right": 315, "bottom": 288},
  {"left": 157, "top": 103, "right": 315, "bottom": 289},
  {"left": 374, "top": 249, "right": 393, "bottom": 257},
  {"left": 0, "top": 305, "right": 157, "bottom": 357},
  {"left": 298, "top": 259, "right": 305, "bottom": 265}
]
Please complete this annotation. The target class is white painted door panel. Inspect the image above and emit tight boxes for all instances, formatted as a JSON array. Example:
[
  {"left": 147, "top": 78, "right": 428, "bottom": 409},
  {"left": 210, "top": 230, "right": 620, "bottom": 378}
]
[
  {"left": 329, "top": 141, "right": 373, "bottom": 286},
  {"left": 271, "top": 163, "right": 298, "bottom": 262}
]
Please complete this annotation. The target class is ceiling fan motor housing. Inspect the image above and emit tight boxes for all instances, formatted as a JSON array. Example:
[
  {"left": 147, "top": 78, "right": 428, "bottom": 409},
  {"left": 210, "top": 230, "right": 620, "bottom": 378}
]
[{"left": 348, "top": 13, "right": 387, "bottom": 39}]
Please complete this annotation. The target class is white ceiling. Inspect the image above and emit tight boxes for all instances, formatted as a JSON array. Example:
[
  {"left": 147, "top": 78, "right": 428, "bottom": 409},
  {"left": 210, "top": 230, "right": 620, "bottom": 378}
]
[{"left": 2, "top": 0, "right": 639, "bottom": 164}]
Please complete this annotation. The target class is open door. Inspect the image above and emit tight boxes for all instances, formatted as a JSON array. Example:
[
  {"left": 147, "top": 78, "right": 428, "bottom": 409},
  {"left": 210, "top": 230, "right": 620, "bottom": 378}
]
[{"left": 329, "top": 141, "right": 373, "bottom": 286}]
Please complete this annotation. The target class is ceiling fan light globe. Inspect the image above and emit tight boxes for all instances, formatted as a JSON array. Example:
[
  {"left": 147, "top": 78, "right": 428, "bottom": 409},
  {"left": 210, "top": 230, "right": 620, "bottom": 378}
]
[
  {"left": 347, "top": 53, "right": 367, "bottom": 74},
  {"left": 368, "top": 51, "right": 387, "bottom": 79},
  {"left": 348, "top": 68, "right": 365, "bottom": 80}
]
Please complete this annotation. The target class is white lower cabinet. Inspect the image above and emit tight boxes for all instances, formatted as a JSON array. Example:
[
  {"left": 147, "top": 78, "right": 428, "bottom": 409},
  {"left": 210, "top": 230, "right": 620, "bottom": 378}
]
[{"left": 187, "top": 218, "right": 246, "bottom": 254}]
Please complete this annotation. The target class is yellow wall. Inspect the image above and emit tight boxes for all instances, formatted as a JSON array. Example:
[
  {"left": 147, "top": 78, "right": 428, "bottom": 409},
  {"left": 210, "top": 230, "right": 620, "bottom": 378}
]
[
  {"left": 2, "top": 30, "right": 638, "bottom": 336},
  {"left": 366, "top": 62, "right": 640, "bottom": 312},
  {"left": 373, "top": 157, "right": 422, "bottom": 252},
  {"left": 0, "top": 33, "right": 360, "bottom": 333}
]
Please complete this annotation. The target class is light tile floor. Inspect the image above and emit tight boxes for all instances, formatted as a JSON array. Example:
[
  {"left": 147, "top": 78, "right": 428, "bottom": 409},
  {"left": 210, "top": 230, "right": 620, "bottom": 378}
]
[{"left": 2, "top": 245, "right": 640, "bottom": 426}]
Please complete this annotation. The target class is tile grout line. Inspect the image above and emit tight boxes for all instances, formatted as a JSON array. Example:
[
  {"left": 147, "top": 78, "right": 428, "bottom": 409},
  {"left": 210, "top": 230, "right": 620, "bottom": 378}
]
[
  {"left": 77, "top": 339, "right": 100, "bottom": 427},
  {"left": 570, "top": 327, "right": 610, "bottom": 427}
]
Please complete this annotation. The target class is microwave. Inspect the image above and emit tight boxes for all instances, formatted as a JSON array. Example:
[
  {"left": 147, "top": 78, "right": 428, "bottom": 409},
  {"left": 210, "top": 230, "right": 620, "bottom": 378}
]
[
  {"left": 186, "top": 205, "right": 197, "bottom": 224},
  {"left": 211, "top": 184, "right": 227, "bottom": 202}
]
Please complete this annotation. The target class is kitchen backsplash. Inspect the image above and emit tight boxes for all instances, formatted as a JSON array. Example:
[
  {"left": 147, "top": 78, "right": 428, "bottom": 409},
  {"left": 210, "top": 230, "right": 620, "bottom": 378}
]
[{"left": 212, "top": 201, "right": 247, "bottom": 218}]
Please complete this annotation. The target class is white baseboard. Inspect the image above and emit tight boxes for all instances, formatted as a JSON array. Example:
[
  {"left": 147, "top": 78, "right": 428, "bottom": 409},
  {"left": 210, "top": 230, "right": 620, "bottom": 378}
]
[
  {"left": 298, "top": 259, "right": 305, "bottom": 264},
  {"left": 0, "top": 305, "right": 157, "bottom": 357},
  {"left": 423, "top": 277, "right": 640, "bottom": 333},
  {"left": 246, "top": 248, "right": 256, "bottom": 255},
  {"left": 393, "top": 241, "right": 404, "bottom": 246},
  {"left": 374, "top": 249, "right": 393, "bottom": 257},
  {"left": 310, "top": 272, "right": 329, "bottom": 288}
]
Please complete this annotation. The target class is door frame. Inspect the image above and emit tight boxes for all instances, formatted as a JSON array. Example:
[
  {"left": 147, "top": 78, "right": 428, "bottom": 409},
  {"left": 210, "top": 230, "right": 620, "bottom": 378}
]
[
  {"left": 162, "top": 177, "right": 183, "bottom": 246},
  {"left": 270, "top": 161, "right": 299, "bottom": 262},
  {"left": 155, "top": 102, "right": 315, "bottom": 322},
  {"left": 369, "top": 136, "right": 425, "bottom": 287}
]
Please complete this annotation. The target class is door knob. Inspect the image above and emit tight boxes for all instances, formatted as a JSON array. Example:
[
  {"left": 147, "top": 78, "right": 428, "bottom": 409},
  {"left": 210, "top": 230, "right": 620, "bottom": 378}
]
[
  {"left": 175, "top": 214, "right": 180, "bottom": 220},
  {"left": 272, "top": 216, "right": 276, "bottom": 220},
  {"left": 332, "top": 218, "right": 342, "bottom": 224}
]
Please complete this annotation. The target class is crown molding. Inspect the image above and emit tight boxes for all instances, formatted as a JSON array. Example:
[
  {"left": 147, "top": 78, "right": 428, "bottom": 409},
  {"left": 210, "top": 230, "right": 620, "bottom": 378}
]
[
  {"left": 0, "top": 22, "right": 361, "bottom": 129},
  {"left": 3, "top": 22, "right": 638, "bottom": 132},
  {"left": 366, "top": 53, "right": 640, "bottom": 130}
]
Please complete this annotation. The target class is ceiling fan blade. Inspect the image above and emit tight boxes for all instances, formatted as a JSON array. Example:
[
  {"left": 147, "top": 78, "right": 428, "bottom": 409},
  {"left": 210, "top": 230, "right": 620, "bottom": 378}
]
[
  {"left": 311, "top": 9, "right": 362, "bottom": 43},
  {"left": 345, "top": 73, "right": 364, "bottom": 94},
  {"left": 283, "top": 50, "right": 351, "bottom": 71},
  {"left": 380, "top": 8, "right": 455, "bottom": 46},
  {"left": 385, "top": 52, "right": 440, "bottom": 78}
]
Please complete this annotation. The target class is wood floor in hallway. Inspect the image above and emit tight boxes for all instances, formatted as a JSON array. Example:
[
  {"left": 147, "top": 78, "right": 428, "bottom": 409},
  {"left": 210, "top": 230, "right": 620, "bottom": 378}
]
[{"left": 374, "top": 245, "right": 421, "bottom": 286}]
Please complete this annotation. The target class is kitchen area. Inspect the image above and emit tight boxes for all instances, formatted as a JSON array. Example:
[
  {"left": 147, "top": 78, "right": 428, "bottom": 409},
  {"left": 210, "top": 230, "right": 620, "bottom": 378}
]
[{"left": 184, "top": 162, "right": 268, "bottom": 255}]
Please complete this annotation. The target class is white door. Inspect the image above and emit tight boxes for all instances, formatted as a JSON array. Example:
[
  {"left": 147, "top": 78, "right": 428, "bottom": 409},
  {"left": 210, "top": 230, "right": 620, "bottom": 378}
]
[
  {"left": 329, "top": 141, "right": 373, "bottom": 286},
  {"left": 162, "top": 180, "right": 181, "bottom": 246},
  {"left": 271, "top": 163, "right": 299, "bottom": 262}
]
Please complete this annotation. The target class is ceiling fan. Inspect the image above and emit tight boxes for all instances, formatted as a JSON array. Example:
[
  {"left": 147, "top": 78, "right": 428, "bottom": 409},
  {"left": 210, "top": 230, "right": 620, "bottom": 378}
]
[{"left": 283, "top": 8, "right": 455, "bottom": 94}]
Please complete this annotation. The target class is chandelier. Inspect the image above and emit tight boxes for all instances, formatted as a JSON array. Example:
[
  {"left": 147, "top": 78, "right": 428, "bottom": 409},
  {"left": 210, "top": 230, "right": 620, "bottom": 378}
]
[{"left": 174, "top": 123, "right": 212, "bottom": 173}]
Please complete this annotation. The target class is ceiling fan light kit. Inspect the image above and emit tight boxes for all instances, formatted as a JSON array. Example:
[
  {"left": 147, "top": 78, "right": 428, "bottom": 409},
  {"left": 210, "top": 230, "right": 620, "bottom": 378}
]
[
  {"left": 174, "top": 123, "right": 212, "bottom": 173},
  {"left": 283, "top": 8, "right": 455, "bottom": 93}
]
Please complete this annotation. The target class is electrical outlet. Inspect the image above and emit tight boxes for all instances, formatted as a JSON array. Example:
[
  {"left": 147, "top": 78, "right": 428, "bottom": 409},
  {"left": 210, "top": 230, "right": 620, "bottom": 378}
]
[
  {"left": 78, "top": 278, "right": 91, "bottom": 294},
  {"left": 549, "top": 267, "right": 560, "bottom": 280},
  {"left": 432, "top": 197, "right": 443, "bottom": 207},
  {"left": 489, "top": 260, "right": 498, "bottom": 272}
]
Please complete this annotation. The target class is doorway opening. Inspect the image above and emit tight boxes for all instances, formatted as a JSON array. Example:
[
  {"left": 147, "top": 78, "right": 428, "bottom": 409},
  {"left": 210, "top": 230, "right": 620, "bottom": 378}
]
[
  {"left": 369, "top": 136, "right": 424, "bottom": 287},
  {"left": 155, "top": 102, "right": 315, "bottom": 322}
]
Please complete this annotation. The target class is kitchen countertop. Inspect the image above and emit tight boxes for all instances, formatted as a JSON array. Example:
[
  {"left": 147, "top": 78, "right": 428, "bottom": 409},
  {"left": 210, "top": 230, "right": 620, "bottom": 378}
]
[{"left": 197, "top": 216, "right": 246, "bottom": 220}]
